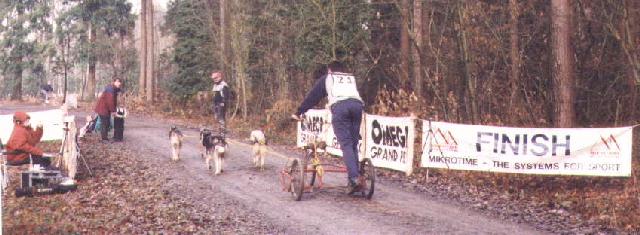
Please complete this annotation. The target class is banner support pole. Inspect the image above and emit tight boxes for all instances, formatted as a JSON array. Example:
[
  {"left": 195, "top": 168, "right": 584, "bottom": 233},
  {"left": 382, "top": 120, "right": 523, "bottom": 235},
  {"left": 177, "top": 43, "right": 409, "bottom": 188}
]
[
  {"left": 362, "top": 113, "right": 367, "bottom": 161},
  {"left": 425, "top": 119, "right": 432, "bottom": 183}
]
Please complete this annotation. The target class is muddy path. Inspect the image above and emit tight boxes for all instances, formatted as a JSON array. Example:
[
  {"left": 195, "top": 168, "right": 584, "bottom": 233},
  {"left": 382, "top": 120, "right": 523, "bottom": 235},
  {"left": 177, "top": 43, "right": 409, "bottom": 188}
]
[
  {"left": 119, "top": 114, "right": 544, "bottom": 234},
  {"left": 0, "top": 104, "right": 546, "bottom": 234}
]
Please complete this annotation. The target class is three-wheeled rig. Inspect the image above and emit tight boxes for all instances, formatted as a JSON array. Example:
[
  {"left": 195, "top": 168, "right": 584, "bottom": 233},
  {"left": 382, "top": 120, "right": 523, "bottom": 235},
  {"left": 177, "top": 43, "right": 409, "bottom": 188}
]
[{"left": 279, "top": 134, "right": 375, "bottom": 201}]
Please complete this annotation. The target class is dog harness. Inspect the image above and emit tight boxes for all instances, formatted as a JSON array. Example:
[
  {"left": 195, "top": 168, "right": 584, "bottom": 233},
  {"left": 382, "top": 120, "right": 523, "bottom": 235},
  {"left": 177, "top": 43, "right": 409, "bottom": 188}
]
[{"left": 250, "top": 131, "right": 267, "bottom": 145}]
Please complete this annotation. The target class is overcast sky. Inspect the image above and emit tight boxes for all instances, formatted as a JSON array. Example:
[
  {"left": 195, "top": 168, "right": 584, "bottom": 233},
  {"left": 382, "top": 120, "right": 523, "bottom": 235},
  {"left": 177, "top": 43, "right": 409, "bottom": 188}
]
[{"left": 128, "top": 0, "right": 170, "bottom": 13}]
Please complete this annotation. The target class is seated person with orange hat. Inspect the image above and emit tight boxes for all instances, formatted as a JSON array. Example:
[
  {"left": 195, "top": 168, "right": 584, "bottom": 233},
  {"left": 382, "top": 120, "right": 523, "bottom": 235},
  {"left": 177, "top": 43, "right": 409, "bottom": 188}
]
[{"left": 5, "top": 111, "right": 51, "bottom": 167}]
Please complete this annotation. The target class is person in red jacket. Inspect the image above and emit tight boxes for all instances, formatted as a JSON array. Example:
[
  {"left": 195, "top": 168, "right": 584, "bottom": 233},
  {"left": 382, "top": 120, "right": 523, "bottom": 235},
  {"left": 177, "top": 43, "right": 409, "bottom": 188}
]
[
  {"left": 5, "top": 111, "right": 51, "bottom": 166},
  {"left": 94, "top": 78, "right": 122, "bottom": 141}
]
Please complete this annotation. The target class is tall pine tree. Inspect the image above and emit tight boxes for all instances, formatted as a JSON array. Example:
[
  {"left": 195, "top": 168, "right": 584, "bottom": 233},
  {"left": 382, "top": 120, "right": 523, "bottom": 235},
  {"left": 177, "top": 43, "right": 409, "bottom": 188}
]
[
  {"left": 165, "top": 0, "right": 217, "bottom": 102},
  {"left": 61, "top": 0, "right": 135, "bottom": 100},
  {"left": 0, "top": 0, "right": 52, "bottom": 100}
]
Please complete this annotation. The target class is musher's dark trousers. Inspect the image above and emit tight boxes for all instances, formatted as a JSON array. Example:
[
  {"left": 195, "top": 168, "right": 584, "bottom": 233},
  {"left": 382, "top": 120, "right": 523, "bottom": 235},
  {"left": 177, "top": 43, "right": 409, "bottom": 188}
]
[
  {"left": 330, "top": 99, "right": 363, "bottom": 180},
  {"left": 8, "top": 155, "right": 51, "bottom": 167},
  {"left": 213, "top": 104, "right": 226, "bottom": 137}
]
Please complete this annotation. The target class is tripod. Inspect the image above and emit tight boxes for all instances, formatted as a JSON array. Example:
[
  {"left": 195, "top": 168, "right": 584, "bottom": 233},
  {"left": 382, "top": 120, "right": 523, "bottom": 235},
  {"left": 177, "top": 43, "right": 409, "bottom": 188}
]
[
  {"left": 0, "top": 139, "right": 7, "bottom": 192},
  {"left": 59, "top": 121, "right": 93, "bottom": 177}
]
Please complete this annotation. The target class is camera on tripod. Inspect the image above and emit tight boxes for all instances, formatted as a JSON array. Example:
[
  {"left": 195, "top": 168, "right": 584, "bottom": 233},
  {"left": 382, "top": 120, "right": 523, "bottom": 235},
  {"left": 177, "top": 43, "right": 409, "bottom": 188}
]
[{"left": 13, "top": 116, "right": 82, "bottom": 197}]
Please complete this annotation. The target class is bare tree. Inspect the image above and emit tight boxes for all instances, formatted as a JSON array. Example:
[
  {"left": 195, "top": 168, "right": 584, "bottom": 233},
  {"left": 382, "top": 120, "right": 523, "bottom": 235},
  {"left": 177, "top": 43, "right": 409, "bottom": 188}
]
[
  {"left": 509, "top": 0, "right": 521, "bottom": 120},
  {"left": 399, "top": 0, "right": 410, "bottom": 88},
  {"left": 229, "top": 0, "right": 251, "bottom": 119},
  {"left": 220, "top": 0, "right": 227, "bottom": 73},
  {"left": 456, "top": 1, "right": 478, "bottom": 123},
  {"left": 139, "top": 0, "right": 147, "bottom": 98},
  {"left": 87, "top": 22, "right": 97, "bottom": 100},
  {"left": 619, "top": 0, "right": 639, "bottom": 120},
  {"left": 412, "top": 0, "right": 423, "bottom": 98},
  {"left": 551, "top": 0, "right": 576, "bottom": 127},
  {"left": 146, "top": 0, "right": 155, "bottom": 102},
  {"left": 10, "top": 58, "right": 23, "bottom": 100}
]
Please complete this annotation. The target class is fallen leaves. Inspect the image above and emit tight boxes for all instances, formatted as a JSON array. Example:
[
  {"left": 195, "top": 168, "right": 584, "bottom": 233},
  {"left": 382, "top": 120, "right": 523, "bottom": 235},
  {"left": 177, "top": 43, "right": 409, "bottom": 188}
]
[{"left": 2, "top": 135, "right": 282, "bottom": 233}]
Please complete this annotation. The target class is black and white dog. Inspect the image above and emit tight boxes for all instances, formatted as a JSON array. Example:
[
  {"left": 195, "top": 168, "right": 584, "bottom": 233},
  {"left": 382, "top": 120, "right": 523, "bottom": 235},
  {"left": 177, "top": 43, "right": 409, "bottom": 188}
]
[{"left": 200, "top": 128, "right": 227, "bottom": 175}]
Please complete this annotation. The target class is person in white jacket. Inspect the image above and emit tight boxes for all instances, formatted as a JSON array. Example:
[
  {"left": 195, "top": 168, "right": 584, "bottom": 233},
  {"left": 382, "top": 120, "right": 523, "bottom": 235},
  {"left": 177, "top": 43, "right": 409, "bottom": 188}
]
[
  {"left": 292, "top": 61, "right": 364, "bottom": 194},
  {"left": 211, "top": 71, "right": 230, "bottom": 138}
]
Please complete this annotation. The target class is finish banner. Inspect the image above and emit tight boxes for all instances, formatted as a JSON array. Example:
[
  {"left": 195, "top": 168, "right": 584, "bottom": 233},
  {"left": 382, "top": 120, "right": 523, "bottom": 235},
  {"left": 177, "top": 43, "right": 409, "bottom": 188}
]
[{"left": 421, "top": 121, "right": 633, "bottom": 177}]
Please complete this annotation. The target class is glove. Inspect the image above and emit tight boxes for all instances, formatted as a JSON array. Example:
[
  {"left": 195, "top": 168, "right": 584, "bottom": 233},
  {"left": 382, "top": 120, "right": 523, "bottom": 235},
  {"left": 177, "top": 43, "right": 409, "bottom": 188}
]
[{"left": 291, "top": 114, "right": 303, "bottom": 121}]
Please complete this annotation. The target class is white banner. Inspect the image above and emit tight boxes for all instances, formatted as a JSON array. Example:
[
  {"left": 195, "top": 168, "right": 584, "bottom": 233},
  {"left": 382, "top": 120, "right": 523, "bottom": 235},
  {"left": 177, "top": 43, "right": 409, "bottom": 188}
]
[
  {"left": 296, "top": 109, "right": 330, "bottom": 149},
  {"left": 0, "top": 109, "right": 65, "bottom": 142},
  {"left": 421, "top": 121, "right": 633, "bottom": 177},
  {"left": 364, "top": 115, "right": 415, "bottom": 175},
  {"left": 296, "top": 109, "right": 364, "bottom": 157}
]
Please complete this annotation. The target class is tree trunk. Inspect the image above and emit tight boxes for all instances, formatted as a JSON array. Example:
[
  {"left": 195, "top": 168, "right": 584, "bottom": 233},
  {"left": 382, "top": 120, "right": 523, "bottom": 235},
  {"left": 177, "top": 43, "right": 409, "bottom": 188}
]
[
  {"left": 10, "top": 58, "right": 23, "bottom": 101},
  {"left": 412, "top": 0, "right": 423, "bottom": 98},
  {"left": 146, "top": 0, "right": 155, "bottom": 102},
  {"left": 330, "top": 0, "right": 336, "bottom": 59},
  {"left": 509, "top": 0, "right": 521, "bottom": 122},
  {"left": 457, "top": 1, "right": 478, "bottom": 123},
  {"left": 63, "top": 36, "right": 69, "bottom": 103},
  {"left": 221, "top": 0, "right": 240, "bottom": 120},
  {"left": 139, "top": 0, "right": 147, "bottom": 98},
  {"left": 276, "top": 12, "right": 289, "bottom": 102},
  {"left": 206, "top": 0, "right": 218, "bottom": 71},
  {"left": 229, "top": 1, "right": 250, "bottom": 119},
  {"left": 220, "top": 0, "right": 227, "bottom": 73},
  {"left": 87, "top": 22, "right": 97, "bottom": 101},
  {"left": 399, "top": 0, "right": 410, "bottom": 89},
  {"left": 622, "top": 0, "right": 639, "bottom": 121},
  {"left": 423, "top": 6, "right": 450, "bottom": 120},
  {"left": 118, "top": 35, "right": 125, "bottom": 86},
  {"left": 240, "top": 67, "right": 248, "bottom": 119},
  {"left": 551, "top": 0, "right": 575, "bottom": 127},
  {"left": 277, "top": 50, "right": 289, "bottom": 102},
  {"left": 80, "top": 66, "right": 87, "bottom": 99}
]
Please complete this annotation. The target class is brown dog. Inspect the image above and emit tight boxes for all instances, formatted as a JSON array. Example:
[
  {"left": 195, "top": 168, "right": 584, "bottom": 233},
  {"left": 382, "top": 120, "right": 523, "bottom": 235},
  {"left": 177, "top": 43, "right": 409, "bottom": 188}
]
[
  {"left": 249, "top": 130, "right": 267, "bottom": 170},
  {"left": 169, "top": 126, "right": 184, "bottom": 161}
]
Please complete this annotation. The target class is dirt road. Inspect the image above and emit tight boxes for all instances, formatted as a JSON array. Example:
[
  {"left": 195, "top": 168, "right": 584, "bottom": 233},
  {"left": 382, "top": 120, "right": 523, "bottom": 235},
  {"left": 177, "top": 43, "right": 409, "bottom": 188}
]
[
  {"left": 120, "top": 114, "right": 545, "bottom": 234},
  {"left": 0, "top": 104, "right": 546, "bottom": 234}
]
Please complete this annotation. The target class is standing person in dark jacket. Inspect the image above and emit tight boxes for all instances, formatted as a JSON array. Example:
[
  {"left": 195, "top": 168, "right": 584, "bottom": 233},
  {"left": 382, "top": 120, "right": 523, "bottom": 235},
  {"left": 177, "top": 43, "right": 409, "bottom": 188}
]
[
  {"left": 40, "top": 81, "right": 53, "bottom": 103},
  {"left": 94, "top": 78, "right": 122, "bottom": 141},
  {"left": 292, "top": 61, "right": 365, "bottom": 194},
  {"left": 211, "top": 71, "right": 230, "bottom": 138}
]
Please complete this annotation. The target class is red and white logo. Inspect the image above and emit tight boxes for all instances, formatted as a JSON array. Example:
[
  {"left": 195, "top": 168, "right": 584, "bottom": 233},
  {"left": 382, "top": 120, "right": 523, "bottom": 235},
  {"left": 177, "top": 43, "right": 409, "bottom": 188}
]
[
  {"left": 426, "top": 128, "right": 458, "bottom": 152},
  {"left": 590, "top": 134, "right": 621, "bottom": 157}
]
